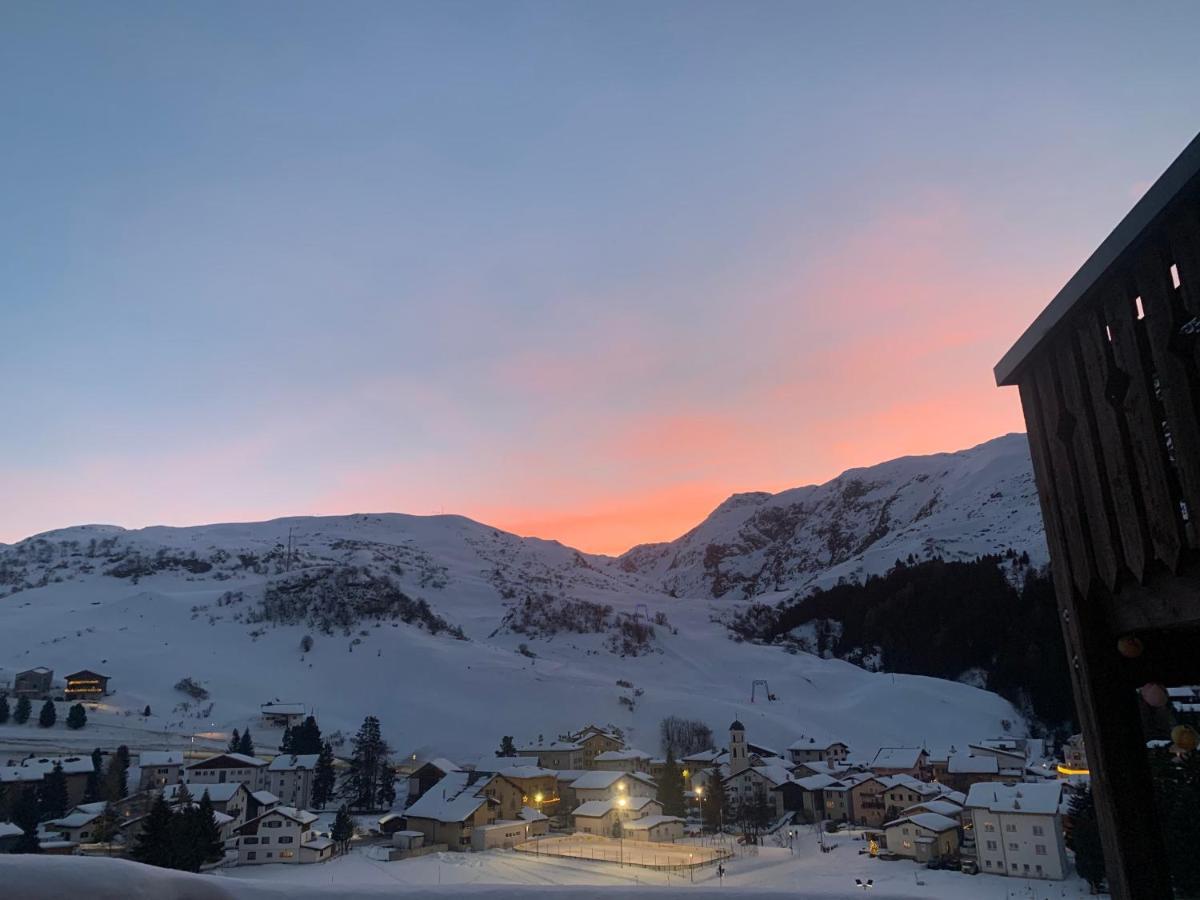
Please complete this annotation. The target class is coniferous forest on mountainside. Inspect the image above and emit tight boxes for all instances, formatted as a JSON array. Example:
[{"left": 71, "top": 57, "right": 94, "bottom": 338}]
[{"left": 729, "top": 555, "right": 1077, "bottom": 740}]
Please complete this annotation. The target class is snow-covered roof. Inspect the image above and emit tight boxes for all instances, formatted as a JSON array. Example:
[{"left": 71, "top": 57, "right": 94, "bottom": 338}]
[
  {"left": 901, "top": 800, "right": 962, "bottom": 818},
  {"left": 966, "top": 781, "right": 1063, "bottom": 816},
  {"left": 378, "top": 814, "right": 405, "bottom": 825},
  {"left": 48, "top": 811, "right": 102, "bottom": 829},
  {"left": 238, "top": 805, "right": 319, "bottom": 831},
  {"left": 567, "top": 771, "right": 629, "bottom": 790},
  {"left": 621, "top": 815, "right": 683, "bottom": 830},
  {"left": 883, "top": 812, "right": 958, "bottom": 833},
  {"left": 471, "top": 756, "right": 541, "bottom": 772},
  {"left": 871, "top": 747, "right": 926, "bottom": 769},
  {"left": 403, "top": 772, "right": 493, "bottom": 823},
  {"left": 0, "top": 822, "right": 23, "bottom": 838},
  {"left": 572, "top": 796, "right": 658, "bottom": 818},
  {"left": 251, "top": 790, "right": 280, "bottom": 805},
  {"left": 74, "top": 802, "right": 108, "bottom": 816},
  {"left": 138, "top": 751, "right": 183, "bottom": 767},
  {"left": 519, "top": 806, "right": 548, "bottom": 822},
  {"left": 497, "top": 765, "right": 556, "bottom": 780},
  {"left": 260, "top": 702, "right": 306, "bottom": 715},
  {"left": 788, "top": 735, "right": 847, "bottom": 751},
  {"left": 186, "top": 752, "right": 265, "bottom": 769},
  {"left": 166, "top": 782, "right": 244, "bottom": 803},
  {"left": 517, "top": 740, "right": 581, "bottom": 752},
  {"left": 882, "top": 775, "right": 939, "bottom": 795},
  {"left": 790, "top": 773, "right": 841, "bottom": 791},
  {"left": 947, "top": 753, "right": 999, "bottom": 774},
  {"left": 594, "top": 748, "right": 652, "bottom": 761},
  {"left": 681, "top": 748, "right": 724, "bottom": 764},
  {"left": 267, "top": 754, "right": 320, "bottom": 772},
  {"left": 304, "top": 836, "right": 334, "bottom": 851}
]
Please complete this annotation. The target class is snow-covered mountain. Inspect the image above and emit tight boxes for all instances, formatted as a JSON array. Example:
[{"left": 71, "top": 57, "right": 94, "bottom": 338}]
[
  {"left": 0, "top": 434, "right": 1046, "bottom": 764},
  {"left": 618, "top": 433, "right": 1046, "bottom": 599}
]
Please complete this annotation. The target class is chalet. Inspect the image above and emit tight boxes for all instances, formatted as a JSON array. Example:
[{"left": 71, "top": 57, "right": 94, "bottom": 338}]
[
  {"left": 137, "top": 751, "right": 184, "bottom": 791},
  {"left": 883, "top": 812, "right": 960, "bottom": 862},
  {"left": 723, "top": 763, "right": 793, "bottom": 816},
  {"left": 880, "top": 775, "right": 943, "bottom": 816},
  {"left": 621, "top": 814, "right": 684, "bottom": 842},
  {"left": 234, "top": 805, "right": 333, "bottom": 865},
  {"left": 259, "top": 702, "right": 306, "bottom": 729},
  {"left": 943, "top": 750, "right": 1025, "bottom": 793},
  {"left": 777, "top": 772, "right": 844, "bottom": 823},
  {"left": 966, "top": 781, "right": 1068, "bottom": 880},
  {"left": 515, "top": 739, "right": 584, "bottom": 771},
  {"left": 407, "top": 758, "right": 462, "bottom": 803},
  {"left": 571, "top": 796, "right": 662, "bottom": 836},
  {"left": 566, "top": 727, "right": 625, "bottom": 766},
  {"left": 13, "top": 667, "right": 53, "bottom": 700},
  {"left": 901, "top": 798, "right": 964, "bottom": 820},
  {"left": 490, "top": 765, "right": 560, "bottom": 816},
  {"left": 403, "top": 771, "right": 500, "bottom": 851},
  {"left": 469, "top": 755, "right": 541, "bottom": 773},
  {"left": 868, "top": 747, "right": 928, "bottom": 778},
  {"left": 184, "top": 752, "right": 268, "bottom": 792},
  {"left": 592, "top": 748, "right": 652, "bottom": 774},
  {"left": 846, "top": 774, "right": 892, "bottom": 827},
  {"left": 46, "top": 801, "right": 108, "bottom": 843},
  {"left": 64, "top": 670, "right": 110, "bottom": 700},
  {"left": 787, "top": 736, "right": 850, "bottom": 766},
  {"left": 267, "top": 753, "right": 320, "bottom": 808},
  {"left": 249, "top": 789, "right": 281, "bottom": 820},
  {"left": 1061, "top": 734, "right": 1088, "bottom": 773},
  {"left": 0, "top": 756, "right": 94, "bottom": 813},
  {"left": 567, "top": 770, "right": 656, "bottom": 805},
  {"left": 165, "top": 781, "right": 251, "bottom": 830}
]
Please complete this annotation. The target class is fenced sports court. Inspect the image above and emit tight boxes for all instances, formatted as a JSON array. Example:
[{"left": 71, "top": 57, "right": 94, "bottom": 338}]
[{"left": 513, "top": 834, "right": 731, "bottom": 871}]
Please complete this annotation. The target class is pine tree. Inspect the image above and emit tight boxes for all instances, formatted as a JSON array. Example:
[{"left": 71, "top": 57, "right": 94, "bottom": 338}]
[
  {"left": 195, "top": 791, "right": 225, "bottom": 865},
  {"left": 84, "top": 748, "right": 103, "bottom": 802},
  {"left": 293, "top": 716, "right": 322, "bottom": 754},
  {"left": 67, "top": 703, "right": 87, "bottom": 730},
  {"left": 331, "top": 803, "right": 354, "bottom": 854},
  {"left": 496, "top": 736, "right": 517, "bottom": 757},
  {"left": 143, "top": 705, "right": 152, "bottom": 717},
  {"left": 168, "top": 784, "right": 202, "bottom": 872},
  {"left": 312, "top": 741, "right": 336, "bottom": 809},
  {"left": 39, "top": 762, "right": 69, "bottom": 820},
  {"left": 238, "top": 728, "right": 255, "bottom": 756},
  {"left": 131, "top": 794, "right": 175, "bottom": 868},
  {"left": 0, "top": 694, "right": 9, "bottom": 724},
  {"left": 701, "top": 768, "right": 727, "bottom": 833},
  {"left": 38, "top": 699, "right": 56, "bottom": 728},
  {"left": 92, "top": 802, "right": 119, "bottom": 846},
  {"left": 12, "top": 788, "right": 41, "bottom": 853},
  {"left": 227, "top": 728, "right": 241, "bottom": 753},
  {"left": 103, "top": 746, "right": 129, "bottom": 801},
  {"left": 1067, "top": 788, "right": 1105, "bottom": 893},
  {"left": 341, "top": 716, "right": 393, "bottom": 810},
  {"left": 656, "top": 749, "right": 686, "bottom": 817},
  {"left": 1148, "top": 744, "right": 1200, "bottom": 895},
  {"left": 280, "top": 725, "right": 295, "bottom": 754},
  {"left": 14, "top": 696, "right": 31, "bottom": 724}
]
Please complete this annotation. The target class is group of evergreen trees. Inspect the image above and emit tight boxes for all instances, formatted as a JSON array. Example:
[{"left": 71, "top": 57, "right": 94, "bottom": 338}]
[
  {"left": 226, "top": 728, "right": 255, "bottom": 756},
  {"left": 729, "top": 557, "right": 1076, "bottom": 734},
  {"left": 654, "top": 750, "right": 686, "bottom": 817},
  {"left": 6, "top": 750, "right": 127, "bottom": 855},
  {"left": 130, "top": 787, "right": 224, "bottom": 872},
  {"left": 341, "top": 715, "right": 395, "bottom": 810},
  {"left": 0, "top": 696, "right": 86, "bottom": 730},
  {"left": 81, "top": 745, "right": 131, "bottom": 804},
  {"left": 280, "top": 715, "right": 323, "bottom": 755}
]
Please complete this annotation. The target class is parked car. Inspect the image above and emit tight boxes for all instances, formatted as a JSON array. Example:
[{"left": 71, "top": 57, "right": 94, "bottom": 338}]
[{"left": 960, "top": 859, "right": 979, "bottom": 875}]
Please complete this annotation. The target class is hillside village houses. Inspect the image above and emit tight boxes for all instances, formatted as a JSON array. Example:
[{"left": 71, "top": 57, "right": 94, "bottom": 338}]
[
  {"left": 267, "top": 753, "right": 319, "bottom": 808},
  {"left": 137, "top": 751, "right": 184, "bottom": 791},
  {"left": 963, "top": 780, "right": 1070, "bottom": 880},
  {"left": 13, "top": 667, "right": 54, "bottom": 699},
  {"left": 184, "top": 752, "right": 269, "bottom": 792}
]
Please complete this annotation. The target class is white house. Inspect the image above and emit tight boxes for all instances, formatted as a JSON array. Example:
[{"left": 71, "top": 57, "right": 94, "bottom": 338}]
[
  {"left": 165, "top": 782, "right": 252, "bottom": 831},
  {"left": 592, "top": 748, "right": 653, "bottom": 774},
  {"left": 723, "top": 762, "right": 793, "bottom": 816},
  {"left": 568, "top": 770, "right": 657, "bottom": 804},
  {"left": 571, "top": 796, "right": 662, "bottom": 835},
  {"left": 621, "top": 814, "right": 684, "bottom": 842},
  {"left": 185, "top": 752, "right": 268, "bottom": 792},
  {"left": 883, "top": 812, "right": 960, "bottom": 862},
  {"left": 234, "top": 805, "right": 333, "bottom": 865},
  {"left": 46, "top": 802, "right": 108, "bottom": 843},
  {"left": 137, "top": 751, "right": 184, "bottom": 791},
  {"left": 966, "top": 781, "right": 1069, "bottom": 880},
  {"left": 266, "top": 754, "right": 319, "bottom": 808},
  {"left": 787, "top": 735, "right": 850, "bottom": 765}
]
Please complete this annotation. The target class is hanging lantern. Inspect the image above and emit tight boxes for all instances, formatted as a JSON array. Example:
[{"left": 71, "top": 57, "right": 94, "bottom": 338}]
[
  {"left": 1140, "top": 683, "right": 1169, "bottom": 708},
  {"left": 1116, "top": 635, "right": 1144, "bottom": 658},
  {"left": 1170, "top": 724, "right": 1198, "bottom": 753}
]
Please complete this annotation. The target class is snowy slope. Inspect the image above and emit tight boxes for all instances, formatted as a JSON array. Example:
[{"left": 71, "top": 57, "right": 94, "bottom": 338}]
[
  {"left": 616, "top": 433, "right": 1046, "bottom": 599},
  {"left": 0, "top": 436, "right": 1046, "bottom": 763}
]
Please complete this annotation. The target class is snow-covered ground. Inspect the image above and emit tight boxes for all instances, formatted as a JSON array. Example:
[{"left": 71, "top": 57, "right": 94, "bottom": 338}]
[{"left": 6, "top": 838, "right": 1093, "bottom": 899}]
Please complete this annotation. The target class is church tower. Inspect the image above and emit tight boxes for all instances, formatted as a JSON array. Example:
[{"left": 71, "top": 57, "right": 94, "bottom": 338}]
[{"left": 729, "top": 719, "right": 748, "bottom": 775}]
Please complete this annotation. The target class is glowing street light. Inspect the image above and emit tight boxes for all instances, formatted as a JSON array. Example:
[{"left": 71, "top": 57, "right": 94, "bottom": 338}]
[{"left": 616, "top": 795, "right": 627, "bottom": 866}]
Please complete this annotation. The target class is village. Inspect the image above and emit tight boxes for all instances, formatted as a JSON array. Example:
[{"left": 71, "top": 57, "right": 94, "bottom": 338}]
[{"left": 0, "top": 661, "right": 1125, "bottom": 895}]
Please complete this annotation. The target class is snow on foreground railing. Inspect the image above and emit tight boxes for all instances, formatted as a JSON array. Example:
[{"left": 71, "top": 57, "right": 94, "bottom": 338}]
[{"left": 3, "top": 855, "right": 946, "bottom": 900}]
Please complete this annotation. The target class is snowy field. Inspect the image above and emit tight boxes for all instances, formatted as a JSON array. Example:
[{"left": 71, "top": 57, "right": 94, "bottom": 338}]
[
  {"left": 512, "top": 833, "right": 729, "bottom": 867},
  {"left": 6, "top": 838, "right": 1094, "bottom": 900}
]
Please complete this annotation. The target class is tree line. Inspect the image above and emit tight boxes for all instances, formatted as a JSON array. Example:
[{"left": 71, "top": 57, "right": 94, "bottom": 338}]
[{"left": 0, "top": 695, "right": 88, "bottom": 730}]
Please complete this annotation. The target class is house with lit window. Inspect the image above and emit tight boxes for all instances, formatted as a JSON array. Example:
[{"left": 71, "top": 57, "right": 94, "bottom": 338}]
[
  {"left": 566, "top": 770, "right": 657, "bottom": 805},
  {"left": 787, "top": 735, "right": 850, "bottom": 766},
  {"left": 137, "top": 751, "right": 184, "bottom": 791},
  {"left": 64, "top": 670, "right": 110, "bottom": 700},
  {"left": 234, "top": 805, "right": 332, "bottom": 865},
  {"left": 184, "top": 752, "right": 268, "bottom": 792},
  {"left": 592, "top": 748, "right": 653, "bottom": 774},
  {"left": 868, "top": 747, "right": 928, "bottom": 779},
  {"left": 883, "top": 811, "right": 960, "bottom": 862},
  {"left": 966, "top": 781, "right": 1068, "bottom": 880},
  {"left": 403, "top": 770, "right": 501, "bottom": 851},
  {"left": 571, "top": 795, "right": 662, "bottom": 836}
]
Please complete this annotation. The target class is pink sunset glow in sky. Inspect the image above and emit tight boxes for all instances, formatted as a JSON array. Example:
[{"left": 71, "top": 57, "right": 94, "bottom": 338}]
[{"left": 4, "top": 3, "right": 1200, "bottom": 554}]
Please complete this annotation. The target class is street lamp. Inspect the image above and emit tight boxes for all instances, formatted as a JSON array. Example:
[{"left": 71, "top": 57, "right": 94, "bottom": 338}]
[
  {"left": 696, "top": 786, "right": 705, "bottom": 836},
  {"left": 616, "top": 795, "right": 627, "bottom": 866}
]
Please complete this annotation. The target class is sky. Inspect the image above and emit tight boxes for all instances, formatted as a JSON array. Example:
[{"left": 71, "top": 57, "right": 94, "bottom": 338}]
[{"left": 3, "top": 1, "right": 1200, "bottom": 554}]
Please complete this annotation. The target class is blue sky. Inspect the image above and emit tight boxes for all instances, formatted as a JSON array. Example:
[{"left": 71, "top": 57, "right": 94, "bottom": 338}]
[{"left": 4, "top": 1, "right": 1200, "bottom": 551}]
